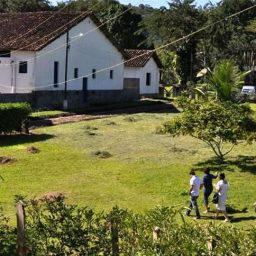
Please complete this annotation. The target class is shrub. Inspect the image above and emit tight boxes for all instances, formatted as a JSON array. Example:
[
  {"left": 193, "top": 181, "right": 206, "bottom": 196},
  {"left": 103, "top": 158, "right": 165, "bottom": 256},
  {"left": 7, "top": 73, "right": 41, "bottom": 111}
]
[
  {"left": 24, "top": 199, "right": 256, "bottom": 255},
  {"left": 0, "top": 103, "right": 31, "bottom": 134},
  {"left": 0, "top": 208, "right": 16, "bottom": 255}
]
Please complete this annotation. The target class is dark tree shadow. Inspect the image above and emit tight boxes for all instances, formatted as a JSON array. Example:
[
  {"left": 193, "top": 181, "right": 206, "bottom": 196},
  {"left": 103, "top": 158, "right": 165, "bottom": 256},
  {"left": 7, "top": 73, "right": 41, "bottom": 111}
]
[
  {"left": 229, "top": 216, "right": 256, "bottom": 223},
  {"left": 0, "top": 134, "right": 55, "bottom": 146},
  {"left": 193, "top": 155, "right": 256, "bottom": 175},
  {"left": 226, "top": 205, "right": 248, "bottom": 214}
]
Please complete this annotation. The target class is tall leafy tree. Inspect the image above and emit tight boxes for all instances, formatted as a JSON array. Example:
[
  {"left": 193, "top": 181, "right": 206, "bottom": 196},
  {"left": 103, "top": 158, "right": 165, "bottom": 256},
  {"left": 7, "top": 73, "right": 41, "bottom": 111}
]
[
  {"left": 99, "top": 4, "right": 148, "bottom": 49},
  {"left": 66, "top": 0, "right": 148, "bottom": 49},
  {"left": 0, "top": 0, "right": 52, "bottom": 12},
  {"left": 140, "top": 0, "right": 204, "bottom": 83},
  {"left": 202, "top": 0, "right": 256, "bottom": 66}
]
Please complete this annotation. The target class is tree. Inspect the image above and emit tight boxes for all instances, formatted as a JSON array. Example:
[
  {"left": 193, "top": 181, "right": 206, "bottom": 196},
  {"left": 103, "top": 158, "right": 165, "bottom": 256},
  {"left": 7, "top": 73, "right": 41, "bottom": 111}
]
[
  {"left": 157, "top": 49, "right": 181, "bottom": 85},
  {"left": 196, "top": 59, "right": 250, "bottom": 101},
  {"left": 66, "top": 0, "right": 148, "bottom": 49},
  {"left": 202, "top": 0, "right": 256, "bottom": 66},
  {"left": 162, "top": 99, "right": 256, "bottom": 162},
  {"left": 99, "top": 4, "right": 148, "bottom": 49},
  {"left": 0, "top": 0, "right": 52, "bottom": 12},
  {"left": 140, "top": 0, "right": 205, "bottom": 83}
]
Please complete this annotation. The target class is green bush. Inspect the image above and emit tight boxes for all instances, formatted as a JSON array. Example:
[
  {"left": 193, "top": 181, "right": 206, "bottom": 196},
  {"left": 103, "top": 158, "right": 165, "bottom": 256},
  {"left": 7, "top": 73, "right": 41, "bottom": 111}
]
[
  {"left": 0, "top": 208, "right": 16, "bottom": 255},
  {"left": 0, "top": 103, "right": 31, "bottom": 134},
  {"left": 24, "top": 198, "right": 256, "bottom": 256},
  {"left": 1, "top": 197, "right": 255, "bottom": 256}
]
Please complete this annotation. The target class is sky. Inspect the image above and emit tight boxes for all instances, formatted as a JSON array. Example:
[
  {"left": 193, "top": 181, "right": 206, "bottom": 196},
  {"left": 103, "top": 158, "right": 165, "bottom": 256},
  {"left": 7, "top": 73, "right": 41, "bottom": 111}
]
[
  {"left": 51, "top": 0, "right": 219, "bottom": 8},
  {"left": 118, "top": 0, "right": 219, "bottom": 8}
]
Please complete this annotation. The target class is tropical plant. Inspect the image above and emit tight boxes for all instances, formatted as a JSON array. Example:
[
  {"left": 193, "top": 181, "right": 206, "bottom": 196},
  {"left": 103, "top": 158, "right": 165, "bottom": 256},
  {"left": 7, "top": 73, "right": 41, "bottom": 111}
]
[{"left": 196, "top": 60, "right": 250, "bottom": 101}]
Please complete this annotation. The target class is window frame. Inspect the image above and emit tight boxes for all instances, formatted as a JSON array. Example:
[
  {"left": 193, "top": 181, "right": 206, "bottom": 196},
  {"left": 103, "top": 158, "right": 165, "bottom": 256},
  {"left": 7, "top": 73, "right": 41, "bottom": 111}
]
[
  {"left": 146, "top": 72, "right": 151, "bottom": 86},
  {"left": 74, "top": 68, "right": 79, "bottom": 79},
  {"left": 54, "top": 61, "right": 59, "bottom": 88},
  {"left": 92, "top": 69, "right": 96, "bottom": 79},
  {"left": 110, "top": 70, "right": 114, "bottom": 79},
  {"left": 19, "top": 61, "right": 28, "bottom": 74},
  {"left": 0, "top": 50, "right": 11, "bottom": 58}
]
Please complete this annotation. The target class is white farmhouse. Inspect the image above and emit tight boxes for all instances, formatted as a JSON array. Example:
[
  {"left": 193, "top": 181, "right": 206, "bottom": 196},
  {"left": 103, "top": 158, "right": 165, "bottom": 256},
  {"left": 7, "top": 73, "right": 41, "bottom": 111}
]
[{"left": 0, "top": 11, "right": 161, "bottom": 108}]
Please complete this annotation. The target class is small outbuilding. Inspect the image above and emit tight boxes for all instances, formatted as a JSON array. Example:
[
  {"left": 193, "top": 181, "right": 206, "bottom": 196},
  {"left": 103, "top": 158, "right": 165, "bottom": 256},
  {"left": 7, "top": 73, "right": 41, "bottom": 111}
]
[{"left": 124, "top": 49, "right": 162, "bottom": 97}]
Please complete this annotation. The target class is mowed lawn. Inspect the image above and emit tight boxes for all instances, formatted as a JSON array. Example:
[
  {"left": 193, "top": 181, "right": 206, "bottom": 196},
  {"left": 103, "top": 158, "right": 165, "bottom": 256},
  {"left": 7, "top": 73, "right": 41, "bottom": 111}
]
[{"left": 0, "top": 110, "right": 256, "bottom": 227}]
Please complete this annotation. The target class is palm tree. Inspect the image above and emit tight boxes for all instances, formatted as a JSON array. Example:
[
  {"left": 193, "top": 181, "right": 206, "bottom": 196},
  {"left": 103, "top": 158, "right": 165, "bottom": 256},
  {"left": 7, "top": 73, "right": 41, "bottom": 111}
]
[{"left": 196, "top": 59, "right": 250, "bottom": 101}]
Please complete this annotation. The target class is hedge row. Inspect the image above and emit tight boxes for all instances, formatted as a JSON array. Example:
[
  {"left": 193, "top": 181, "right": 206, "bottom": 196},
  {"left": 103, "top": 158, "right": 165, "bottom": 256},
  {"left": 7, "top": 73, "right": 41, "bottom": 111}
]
[
  {"left": 0, "top": 103, "right": 31, "bottom": 134},
  {"left": 0, "top": 197, "right": 253, "bottom": 256}
]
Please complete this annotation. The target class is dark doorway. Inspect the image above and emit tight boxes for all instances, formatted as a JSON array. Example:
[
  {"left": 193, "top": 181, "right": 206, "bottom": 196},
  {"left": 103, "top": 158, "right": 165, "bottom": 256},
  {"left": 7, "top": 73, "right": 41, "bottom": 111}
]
[{"left": 83, "top": 77, "right": 88, "bottom": 102}]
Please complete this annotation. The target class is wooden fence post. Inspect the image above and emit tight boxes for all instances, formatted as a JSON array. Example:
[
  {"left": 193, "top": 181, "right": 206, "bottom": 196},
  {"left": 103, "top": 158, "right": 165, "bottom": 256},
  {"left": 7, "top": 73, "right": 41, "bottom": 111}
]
[
  {"left": 153, "top": 226, "right": 161, "bottom": 241},
  {"left": 16, "top": 201, "right": 27, "bottom": 256},
  {"left": 207, "top": 236, "right": 217, "bottom": 254},
  {"left": 110, "top": 220, "right": 119, "bottom": 256}
]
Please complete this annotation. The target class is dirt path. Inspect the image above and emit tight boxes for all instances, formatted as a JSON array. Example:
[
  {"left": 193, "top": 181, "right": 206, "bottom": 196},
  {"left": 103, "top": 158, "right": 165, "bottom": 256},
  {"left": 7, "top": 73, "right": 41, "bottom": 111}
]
[{"left": 29, "top": 102, "right": 178, "bottom": 128}]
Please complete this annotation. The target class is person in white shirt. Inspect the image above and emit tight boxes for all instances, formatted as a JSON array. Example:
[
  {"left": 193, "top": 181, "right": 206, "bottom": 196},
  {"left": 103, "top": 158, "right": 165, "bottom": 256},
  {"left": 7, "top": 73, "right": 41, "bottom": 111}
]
[
  {"left": 185, "top": 170, "right": 202, "bottom": 219},
  {"left": 215, "top": 173, "right": 230, "bottom": 222}
]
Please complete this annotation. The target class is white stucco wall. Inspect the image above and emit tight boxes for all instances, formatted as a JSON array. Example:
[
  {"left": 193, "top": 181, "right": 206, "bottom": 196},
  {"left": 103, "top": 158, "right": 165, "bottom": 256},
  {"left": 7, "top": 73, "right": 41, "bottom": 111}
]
[
  {"left": 0, "top": 58, "right": 12, "bottom": 93},
  {"left": 124, "top": 58, "right": 160, "bottom": 95},
  {"left": 35, "top": 17, "right": 124, "bottom": 91},
  {"left": 0, "top": 51, "right": 35, "bottom": 93}
]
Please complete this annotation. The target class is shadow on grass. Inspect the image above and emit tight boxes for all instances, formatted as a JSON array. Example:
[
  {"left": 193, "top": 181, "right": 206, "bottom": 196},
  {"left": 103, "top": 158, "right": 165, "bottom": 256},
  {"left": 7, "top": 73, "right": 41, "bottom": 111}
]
[
  {"left": 0, "top": 134, "right": 55, "bottom": 146},
  {"left": 193, "top": 155, "right": 256, "bottom": 174},
  {"left": 230, "top": 216, "right": 256, "bottom": 223},
  {"left": 75, "top": 100, "right": 180, "bottom": 115}
]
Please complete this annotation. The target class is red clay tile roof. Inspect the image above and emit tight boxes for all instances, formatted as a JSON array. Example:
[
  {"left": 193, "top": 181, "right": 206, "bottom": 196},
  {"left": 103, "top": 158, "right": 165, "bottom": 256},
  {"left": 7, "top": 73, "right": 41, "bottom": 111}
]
[
  {"left": 124, "top": 49, "right": 162, "bottom": 68},
  {"left": 0, "top": 11, "right": 125, "bottom": 54}
]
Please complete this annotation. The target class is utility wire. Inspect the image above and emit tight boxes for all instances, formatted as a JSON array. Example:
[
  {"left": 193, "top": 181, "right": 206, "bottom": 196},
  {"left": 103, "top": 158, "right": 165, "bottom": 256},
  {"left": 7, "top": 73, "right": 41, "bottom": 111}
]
[
  {"left": 0, "top": 0, "right": 138, "bottom": 67},
  {"left": 30, "top": 3, "right": 136, "bottom": 60},
  {"left": 0, "top": 4, "right": 70, "bottom": 57},
  {"left": 0, "top": 3, "right": 255, "bottom": 89},
  {"left": 0, "top": 1, "right": 100, "bottom": 63}
]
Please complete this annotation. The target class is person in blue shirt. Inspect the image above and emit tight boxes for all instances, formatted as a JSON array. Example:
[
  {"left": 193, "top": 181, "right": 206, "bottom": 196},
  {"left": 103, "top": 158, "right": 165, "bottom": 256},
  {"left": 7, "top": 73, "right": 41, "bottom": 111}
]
[{"left": 203, "top": 168, "right": 218, "bottom": 213}]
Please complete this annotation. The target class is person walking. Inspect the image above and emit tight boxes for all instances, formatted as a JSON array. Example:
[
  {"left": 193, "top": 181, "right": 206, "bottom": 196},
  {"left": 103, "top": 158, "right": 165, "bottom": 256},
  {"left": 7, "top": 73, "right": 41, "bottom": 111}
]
[
  {"left": 215, "top": 173, "right": 230, "bottom": 222},
  {"left": 185, "top": 170, "right": 202, "bottom": 219},
  {"left": 203, "top": 168, "right": 218, "bottom": 213}
]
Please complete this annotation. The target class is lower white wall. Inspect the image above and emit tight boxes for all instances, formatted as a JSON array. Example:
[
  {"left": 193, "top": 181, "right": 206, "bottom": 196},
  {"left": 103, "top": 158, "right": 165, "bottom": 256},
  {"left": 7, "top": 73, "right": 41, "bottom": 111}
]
[
  {"left": 0, "top": 58, "right": 12, "bottom": 93},
  {"left": 124, "top": 58, "right": 160, "bottom": 95},
  {"left": 0, "top": 51, "right": 35, "bottom": 93}
]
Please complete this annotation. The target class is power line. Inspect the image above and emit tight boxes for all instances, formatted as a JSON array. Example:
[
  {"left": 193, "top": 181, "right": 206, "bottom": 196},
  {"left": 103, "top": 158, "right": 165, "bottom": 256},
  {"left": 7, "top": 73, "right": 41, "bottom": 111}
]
[
  {"left": 0, "top": 2, "right": 100, "bottom": 63},
  {"left": 0, "top": 0, "right": 138, "bottom": 67},
  {"left": 0, "top": 3, "right": 255, "bottom": 90},
  {"left": 30, "top": 3, "right": 135, "bottom": 61},
  {"left": 0, "top": 0, "right": 140, "bottom": 66},
  {"left": 0, "top": 4, "right": 70, "bottom": 57}
]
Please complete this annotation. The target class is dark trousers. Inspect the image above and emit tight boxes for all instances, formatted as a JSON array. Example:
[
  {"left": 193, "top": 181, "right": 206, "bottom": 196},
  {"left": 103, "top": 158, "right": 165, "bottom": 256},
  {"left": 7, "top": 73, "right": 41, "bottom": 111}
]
[
  {"left": 203, "top": 188, "right": 213, "bottom": 206},
  {"left": 186, "top": 196, "right": 200, "bottom": 218}
]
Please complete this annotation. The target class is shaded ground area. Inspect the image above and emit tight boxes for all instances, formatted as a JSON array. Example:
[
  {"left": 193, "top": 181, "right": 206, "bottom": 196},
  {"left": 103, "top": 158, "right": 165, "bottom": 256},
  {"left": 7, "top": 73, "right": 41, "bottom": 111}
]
[
  {"left": 194, "top": 155, "right": 256, "bottom": 175},
  {"left": 29, "top": 101, "right": 178, "bottom": 128},
  {"left": 0, "top": 134, "right": 54, "bottom": 146}
]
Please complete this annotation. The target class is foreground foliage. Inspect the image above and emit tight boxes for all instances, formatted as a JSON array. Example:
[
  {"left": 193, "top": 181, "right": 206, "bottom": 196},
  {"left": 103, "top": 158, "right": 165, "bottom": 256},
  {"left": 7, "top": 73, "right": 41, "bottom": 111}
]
[
  {"left": 0, "top": 208, "right": 16, "bottom": 255},
  {"left": 162, "top": 99, "right": 256, "bottom": 161},
  {"left": 0, "top": 102, "right": 31, "bottom": 134},
  {"left": 12, "top": 198, "right": 256, "bottom": 255}
]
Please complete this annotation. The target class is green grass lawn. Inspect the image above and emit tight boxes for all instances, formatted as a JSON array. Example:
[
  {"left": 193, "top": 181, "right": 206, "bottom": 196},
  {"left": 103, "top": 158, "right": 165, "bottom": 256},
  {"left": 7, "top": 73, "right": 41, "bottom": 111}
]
[
  {"left": 30, "top": 110, "right": 69, "bottom": 118},
  {"left": 0, "top": 112, "right": 256, "bottom": 227}
]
